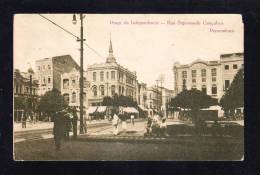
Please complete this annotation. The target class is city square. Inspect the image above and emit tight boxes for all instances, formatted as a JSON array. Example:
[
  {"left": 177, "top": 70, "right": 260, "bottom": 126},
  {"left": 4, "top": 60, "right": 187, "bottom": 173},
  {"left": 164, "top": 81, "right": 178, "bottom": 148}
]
[{"left": 13, "top": 14, "right": 244, "bottom": 160}]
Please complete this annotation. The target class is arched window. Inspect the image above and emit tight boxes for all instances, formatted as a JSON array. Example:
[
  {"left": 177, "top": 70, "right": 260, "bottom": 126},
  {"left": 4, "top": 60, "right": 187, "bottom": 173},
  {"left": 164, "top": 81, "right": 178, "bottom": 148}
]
[
  {"left": 202, "top": 85, "right": 207, "bottom": 94},
  {"left": 72, "top": 92, "right": 76, "bottom": 103},
  {"left": 63, "top": 79, "right": 69, "bottom": 89},
  {"left": 63, "top": 93, "right": 70, "bottom": 104},
  {"left": 111, "top": 85, "right": 115, "bottom": 96},
  {"left": 211, "top": 84, "right": 217, "bottom": 95},
  {"left": 92, "top": 86, "right": 97, "bottom": 97},
  {"left": 100, "top": 85, "right": 105, "bottom": 96}
]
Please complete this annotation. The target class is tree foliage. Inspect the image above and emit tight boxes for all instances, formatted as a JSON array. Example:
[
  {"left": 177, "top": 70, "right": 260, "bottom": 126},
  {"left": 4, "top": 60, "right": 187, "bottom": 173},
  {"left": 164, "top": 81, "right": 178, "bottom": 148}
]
[
  {"left": 169, "top": 89, "right": 218, "bottom": 110},
  {"left": 102, "top": 94, "right": 137, "bottom": 107},
  {"left": 38, "top": 88, "right": 68, "bottom": 116},
  {"left": 14, "top": 97, "right": 28, "bottom": 110},
  {"left": 220, "top": 68, "right": 244, "bottom": 113}
]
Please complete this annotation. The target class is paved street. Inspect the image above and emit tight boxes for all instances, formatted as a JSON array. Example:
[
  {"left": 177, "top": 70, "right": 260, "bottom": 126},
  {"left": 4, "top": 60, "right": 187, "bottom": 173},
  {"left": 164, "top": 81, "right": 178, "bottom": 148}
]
[
  {"left": 14, "top": 119, "right": 244, "bottom": 160},
  {"left": 14, "top": 135, "right": 243, "bottom": 161}
]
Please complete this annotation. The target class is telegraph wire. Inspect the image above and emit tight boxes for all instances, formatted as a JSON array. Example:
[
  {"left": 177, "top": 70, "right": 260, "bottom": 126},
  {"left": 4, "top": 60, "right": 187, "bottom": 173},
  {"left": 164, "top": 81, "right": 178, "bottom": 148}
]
[{"left": 38, "top": 14, "right": 105, "bottom": 60}]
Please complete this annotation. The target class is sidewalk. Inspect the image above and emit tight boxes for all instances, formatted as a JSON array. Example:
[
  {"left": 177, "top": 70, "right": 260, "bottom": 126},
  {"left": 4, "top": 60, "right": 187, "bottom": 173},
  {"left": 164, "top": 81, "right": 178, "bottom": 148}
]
[{"left": 14, "top": 119, "right": 112, "bottom": 132}]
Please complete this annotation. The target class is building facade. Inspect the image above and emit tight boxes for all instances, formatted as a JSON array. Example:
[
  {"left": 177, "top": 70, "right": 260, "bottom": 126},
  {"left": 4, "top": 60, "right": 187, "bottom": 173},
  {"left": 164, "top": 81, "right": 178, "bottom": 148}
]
[
  {"left": 173, "top": 53, "right": 244, "bottom": 100},
  {"left": 60, "top": 68, "right": 88, "bottom": 107},
  {"left": 145, "top": 86, "right": 162, "bottom": 116},
  {"left": 137, "top": 82, "right": 148, "bottom": 109},
  {"left": 87, "top": 39, "right": 138, "bottom": 106},
  {"left": 35, "top": 55, "right": 80, "bottom": 95},
  {"left": 13, "top": 68, "right": 39, "bottom": 122}
]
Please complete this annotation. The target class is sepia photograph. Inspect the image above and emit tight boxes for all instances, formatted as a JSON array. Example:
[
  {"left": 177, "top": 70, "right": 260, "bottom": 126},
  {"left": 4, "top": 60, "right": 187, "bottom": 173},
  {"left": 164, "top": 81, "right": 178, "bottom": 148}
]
[{"left": 13, "top": 14, "right": 244, "bottom": 161}]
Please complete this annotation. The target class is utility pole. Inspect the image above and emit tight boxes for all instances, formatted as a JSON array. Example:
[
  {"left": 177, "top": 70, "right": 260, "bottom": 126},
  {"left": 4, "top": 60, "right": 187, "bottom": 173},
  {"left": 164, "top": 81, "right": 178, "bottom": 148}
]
[
  {"left": 156, "top": 79, "right": 160, "bottom": 111},
  {"left": 73, "top": 14, "right": 86, "bottom": 134}
]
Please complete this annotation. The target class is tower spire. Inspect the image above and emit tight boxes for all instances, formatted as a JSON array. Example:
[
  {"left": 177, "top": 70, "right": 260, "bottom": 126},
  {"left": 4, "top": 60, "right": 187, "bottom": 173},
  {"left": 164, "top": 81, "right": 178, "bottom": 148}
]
[{"left": 106, "top": 33, "right": 116, "bottom": 63}]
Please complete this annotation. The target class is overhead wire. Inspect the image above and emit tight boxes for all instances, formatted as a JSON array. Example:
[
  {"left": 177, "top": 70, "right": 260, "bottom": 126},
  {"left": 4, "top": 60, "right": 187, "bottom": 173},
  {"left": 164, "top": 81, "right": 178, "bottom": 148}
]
[{"left": 38, "top": 14, "right": 105, "bottom": 60}]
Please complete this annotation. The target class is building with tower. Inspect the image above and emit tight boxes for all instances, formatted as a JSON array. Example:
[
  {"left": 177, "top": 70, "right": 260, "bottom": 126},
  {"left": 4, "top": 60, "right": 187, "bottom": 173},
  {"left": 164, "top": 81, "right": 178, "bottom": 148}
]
[{"left": 86, "top": 38, "right": 138, "bottom": 106}]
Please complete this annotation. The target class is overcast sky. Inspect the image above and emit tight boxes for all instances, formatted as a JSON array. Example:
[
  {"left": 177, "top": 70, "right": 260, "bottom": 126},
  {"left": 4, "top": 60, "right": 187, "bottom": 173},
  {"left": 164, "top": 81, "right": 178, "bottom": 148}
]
[{"left": 14, "top": 14, "right": 243, "bottom": 89}]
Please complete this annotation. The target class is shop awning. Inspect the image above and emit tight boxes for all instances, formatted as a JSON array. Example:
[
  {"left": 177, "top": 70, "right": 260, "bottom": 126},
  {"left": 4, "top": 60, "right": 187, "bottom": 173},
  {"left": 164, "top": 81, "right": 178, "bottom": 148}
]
[
  {"left": 86, "top": 106, "right": 98, "bottom": 114},
  {"left": 96, "top": 106, "right": 107, "bottom": 113},
  {"left": 124, "top": 107, "right": 139, "bottom": 113}
]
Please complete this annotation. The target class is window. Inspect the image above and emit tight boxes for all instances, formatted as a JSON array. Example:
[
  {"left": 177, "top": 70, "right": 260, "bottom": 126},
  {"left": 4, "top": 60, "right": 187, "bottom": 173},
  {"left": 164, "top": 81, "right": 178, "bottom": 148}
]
[
  {"left": 43, "top": 77, "right": 46, "bottom": 84},
  {"left": 182, "top": 71, "right": 187, "bottom": 78},
  {"left": 225, "top": 80, "right": 230, "bottom": 90},
  {"left": 202, "top": 77, "right": 206, "bottom": 82},
  {"left": 93, "top": 72, "right": 96, "bottom": 81},
  {"left": 212, "top": 77, "right": 216, "bottom": 82},
  {"left": 107, "top": 72, "right": 109, "bottom": 79},
  {"left": 100, "top": 86, "right": 105, "bottom": 96},
  {"left": 211, "top": 68, "right": 217, "bottom": 76},
  {"left": 42, "top": 65, "right": 45, "bottom": 70},
  {"left": 38, "top": 66, "right": 40, "bottom": 71},
  {"left": 111, "top": 85, "right": 115, "bottom": 96},
  {"left": 93, "top": 86, "right": 97, "bottom": 97},
  {"left": 48, "top": 77, "right": 51, "bottom": 84},
  {"left": 100, "top": 71, "right": 104, "bottom": 81},
  {"left": 26, "top": 87, "right": 29, "bottom": 93},
  {"left": 72, "top": 79, "right": 76, "bottom": 87},
  {"left": 111, "top": 71, "right": 115, "bottom": 80},
  {"left": 201, "top": 69, "right": 206, "bottom": 77},
  {"left": 211, "top": 85, "right": 217, "bottom": 95},
  {"left": 63, "top": 79, "right": 69, "bottom": 89},
  {"left": 72, "top": 92, "right": 76, "bottom": 103},
  {"left": 192, "top": 78, "right": 196, "bottom": 83},
  {"left": 63, "top": 94, "right": 69, "bottom": 104},
  {"left": 202, "top": 85, "right": 207, "bottom": 94},
  {"left": 225, "top": 65, "right": 229, "bottom": 70},
  {"left": 122, "top": 86, "right": 124, "bottom": 95},
  {"left": 48, "top": 65, "right": 51, "bottom": 69},
  {"left": 182, "top": 79, "right": 187, "bottom": 90},
  {"left": 192, "top": 70, "right": 196, "bottom": 78},
  {"left": 149, "top": 93, "right": 152, "bottom": 99},
  {"left": 233, "top": 64, "right": 238, "bottom": 69}
]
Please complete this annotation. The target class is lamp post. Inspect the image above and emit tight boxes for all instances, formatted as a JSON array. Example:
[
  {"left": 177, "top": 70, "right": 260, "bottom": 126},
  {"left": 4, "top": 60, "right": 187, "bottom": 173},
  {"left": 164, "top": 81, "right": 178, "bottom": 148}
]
[{"left": 72, "top": 14, "right": 86, "bottom": 134}]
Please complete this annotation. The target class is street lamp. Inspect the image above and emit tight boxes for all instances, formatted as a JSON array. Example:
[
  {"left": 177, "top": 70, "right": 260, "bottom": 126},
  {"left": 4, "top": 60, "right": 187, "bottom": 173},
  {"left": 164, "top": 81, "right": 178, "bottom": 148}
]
[{"left": 72, "top": 14, "right": 86, "bottom": 134}]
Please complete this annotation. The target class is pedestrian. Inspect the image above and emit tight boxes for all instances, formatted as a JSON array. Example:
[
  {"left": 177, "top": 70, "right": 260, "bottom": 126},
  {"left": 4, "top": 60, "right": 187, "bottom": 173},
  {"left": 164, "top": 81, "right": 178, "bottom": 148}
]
[
  {"left": 64, "top": 110, "right": 71, "bottom": 140},
  {"left": 160, "top": 118, "right": 168, "bottom": 137},
  {"left": 145, "top": 116, "right": 153, "bottom": 136},
  {"left": 71, "top": 107, "right": 78, "bottom": 139},
  {"left": 121, "top": 112, "right": 127, "bottom": 131},
  {"left": 53, "top": 110, "right": 65, "bottom": 151},
  {"left": 83, "top": 115, "right": 87, "bottom": 134},
  {"left": 21, "top": 111, "right": 27, "bottom": 128},
  {"left": 112, "top": 112, "right": 119, "bottom": 135},
  {"left": 130, "top": 114, "right": 135, "bottom": 126}
]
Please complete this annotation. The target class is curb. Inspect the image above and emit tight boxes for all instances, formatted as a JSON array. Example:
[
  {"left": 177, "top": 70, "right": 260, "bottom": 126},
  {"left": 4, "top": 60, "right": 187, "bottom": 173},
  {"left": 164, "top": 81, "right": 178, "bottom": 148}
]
[{"left": 77, "top": 135, "right": 244, "bottom": 145}]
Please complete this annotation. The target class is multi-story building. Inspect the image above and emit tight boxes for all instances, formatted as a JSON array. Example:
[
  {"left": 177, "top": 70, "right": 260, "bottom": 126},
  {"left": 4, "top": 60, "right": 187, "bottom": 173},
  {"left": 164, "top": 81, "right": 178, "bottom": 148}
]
[
  {"left": 60, "top": 68, "right": 88, "bottom": 107},
  {"left": 137, "top": 82, "right": 148, "bottom": 109},
  {"left": 161, "top": 87, "right": 175, "bottom": 117},
  {"left": 146, "top": 86, "right": 162, "bottom": 116},
  {"left": 35, "top": 55, "right": 80, "bottom": 95},
  {"left": 173, "top": 52, "right": 244, "bottom": 100},
  {"left": 87, "top": 39, "right": 138, "bottom": 106},
  {"left": 13, "top": 68, "right": 39, "bottom": 122}
]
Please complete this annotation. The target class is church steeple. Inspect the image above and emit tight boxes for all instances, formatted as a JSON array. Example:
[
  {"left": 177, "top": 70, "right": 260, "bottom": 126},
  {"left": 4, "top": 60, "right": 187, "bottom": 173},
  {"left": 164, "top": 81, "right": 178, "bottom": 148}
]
[{"left": 106, "top": 34, "right": 116, "bottom": 63}]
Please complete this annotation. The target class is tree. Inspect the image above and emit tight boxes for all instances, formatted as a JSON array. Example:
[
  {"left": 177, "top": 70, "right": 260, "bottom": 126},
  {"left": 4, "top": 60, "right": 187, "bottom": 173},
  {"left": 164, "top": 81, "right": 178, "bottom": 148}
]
[
  {"left": 102, "top": 96, "right": 114, "bottom": 106},
  {"left": 169, "top": 89, "right": 217, "bottom": 127},
  {"left": 38, "top": 88, "right": 68, "bottom": 120},
  {"left": 14, "top": 96, "right": 28, "bottom": 110},
  {"left": 220, "top": 68, "right": 244, "bottom": 117}
]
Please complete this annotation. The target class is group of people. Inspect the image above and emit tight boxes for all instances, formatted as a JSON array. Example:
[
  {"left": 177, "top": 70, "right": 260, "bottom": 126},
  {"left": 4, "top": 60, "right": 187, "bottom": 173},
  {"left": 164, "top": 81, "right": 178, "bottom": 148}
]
[
  {"left": 53, "top": 107, "right": 79, "bottom": 151},
  {"left": 111, "top": 111, "right": 135, "bottom": 135},
  {"left": 145, "top": 111, "right": 168, "bottom": 137}
]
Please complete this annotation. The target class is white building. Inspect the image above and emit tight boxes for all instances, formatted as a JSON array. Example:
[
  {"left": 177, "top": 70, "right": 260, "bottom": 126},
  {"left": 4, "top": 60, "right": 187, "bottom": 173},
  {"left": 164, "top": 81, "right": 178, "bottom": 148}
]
[{"left": 173, "top": 53, "right": 244, "bottom": 100}]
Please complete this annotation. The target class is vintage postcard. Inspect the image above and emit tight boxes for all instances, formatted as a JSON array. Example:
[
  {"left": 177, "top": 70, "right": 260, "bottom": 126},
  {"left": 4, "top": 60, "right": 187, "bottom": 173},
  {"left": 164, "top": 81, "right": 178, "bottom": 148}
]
[{"left": 13, "top": 14, "right": 244, "bottom": 160}]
